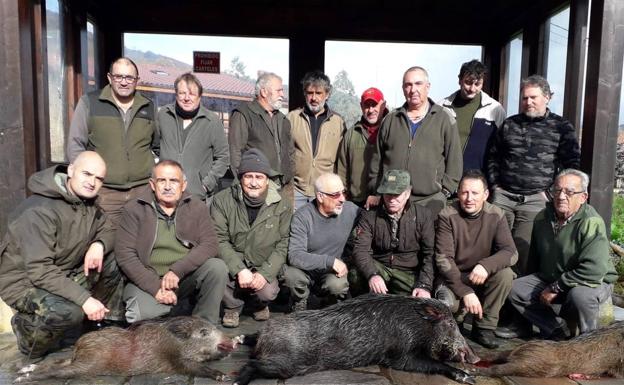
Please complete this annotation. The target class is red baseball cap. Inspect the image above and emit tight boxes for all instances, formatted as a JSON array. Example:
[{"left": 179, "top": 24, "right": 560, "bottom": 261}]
[{"left": 361, "top": 87, "right": 384, "bottom": 104}]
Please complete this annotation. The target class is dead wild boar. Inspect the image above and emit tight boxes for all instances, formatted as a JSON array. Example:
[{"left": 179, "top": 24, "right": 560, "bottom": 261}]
[
  {"left": 479, "top": 320, "right": 624, "bottom": 380},
  {"left": 15, "top": 316, "right": 241, "bottom": 382},
  {"left": 235, "top": 294, "right": 479, "bottom": 385}
]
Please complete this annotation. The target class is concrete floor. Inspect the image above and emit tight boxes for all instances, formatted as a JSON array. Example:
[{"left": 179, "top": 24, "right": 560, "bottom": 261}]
[{"left": 2, "top": 310, "right": 624, "bottom": 385}]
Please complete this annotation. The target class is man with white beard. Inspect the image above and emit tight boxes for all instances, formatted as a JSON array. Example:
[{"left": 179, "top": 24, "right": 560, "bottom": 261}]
[{"left": 229, "top": 72, "right": 294, "bottom": 191}]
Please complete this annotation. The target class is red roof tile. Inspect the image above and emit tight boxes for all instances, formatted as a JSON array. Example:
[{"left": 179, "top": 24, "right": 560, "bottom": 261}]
[{"left": 136, "top": 63, "right": 255, "bottom": 98}]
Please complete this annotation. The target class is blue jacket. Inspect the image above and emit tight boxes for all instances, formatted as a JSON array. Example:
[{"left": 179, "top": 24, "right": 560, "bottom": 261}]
[{"left": 439, "top": 91, "right": 505, "bottom": 172}]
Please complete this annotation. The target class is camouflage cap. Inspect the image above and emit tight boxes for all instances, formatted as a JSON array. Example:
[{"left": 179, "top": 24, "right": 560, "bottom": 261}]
[{"left": 377, "top": 169, "right": 411, "bottom": 195}]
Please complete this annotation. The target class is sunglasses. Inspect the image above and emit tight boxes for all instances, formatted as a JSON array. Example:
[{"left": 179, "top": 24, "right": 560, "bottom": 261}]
[{"left": 320, "top": 189, "right": 347, "bottom": 199}]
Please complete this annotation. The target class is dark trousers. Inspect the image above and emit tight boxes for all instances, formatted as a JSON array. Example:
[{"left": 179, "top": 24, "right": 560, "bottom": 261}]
[{"left": 11, "top": 255, "right": 121, "bottom": 358}]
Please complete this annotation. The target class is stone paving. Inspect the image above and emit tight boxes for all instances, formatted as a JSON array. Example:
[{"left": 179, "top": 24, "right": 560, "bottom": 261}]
[{"left": 1, "top": 310, "right": 624, "bottom": 385}]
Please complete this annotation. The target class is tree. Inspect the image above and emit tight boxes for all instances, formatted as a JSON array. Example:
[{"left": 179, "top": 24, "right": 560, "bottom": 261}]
[
  {"left": 333, "top": 69, "right": 356, "bottom": 96},
  {"left": 328, "top": 70, "right": 360, "bottom": 127},
  {"left": 227, "top": 56, "right": 253, "bottom": 81}
]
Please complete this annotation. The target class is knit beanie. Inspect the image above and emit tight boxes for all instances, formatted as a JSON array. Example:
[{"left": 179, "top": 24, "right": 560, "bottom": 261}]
[{"left": 238, "top": 149, "right": 276, "bottom": 177}]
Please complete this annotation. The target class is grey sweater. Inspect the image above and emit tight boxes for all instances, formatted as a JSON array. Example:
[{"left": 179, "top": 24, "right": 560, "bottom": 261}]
[{"left": 288, "top": 201, "right": 360, "bottom": 271}]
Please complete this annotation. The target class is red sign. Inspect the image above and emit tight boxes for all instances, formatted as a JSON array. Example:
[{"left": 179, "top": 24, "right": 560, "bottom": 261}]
[{"left": 193, "top": 51, "right": 220, "bottom": 73}]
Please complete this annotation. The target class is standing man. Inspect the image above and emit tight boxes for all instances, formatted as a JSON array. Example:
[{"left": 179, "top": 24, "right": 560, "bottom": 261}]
[
  {"left": 351, "top": 170, "right": 435, "bottom": 297},
  {"left": 157, "top": 73, "right": 229, "bottom": 204},
  {"left": 501, "top": 169, "right": 617, "bottom": 340},
  {"left": 487, "top": 75, "right": 581, "bottom": 276},
  {"left": 115, "top": 160, "right": 227, "bottom": 325},
  {"left": 288, "top": 70, "right": 346, "bottom": 209},
  {"left": 211, "top": 149, "right": 293, "bottom": 328},
  {"left": 370, "top": 66, "right": 462, "bottom": 216},
  {"left": 439, "top": 60, "right": 506, "bottom": 173},
  {"left": 435, "top": 170, "right": 517, "bottom": 349},
  {"left": 338, "top": 87, "right": 388, "bottom": 208},
  {"left": 286, "top": 173, "right": 360, "bottom": 311},
  {"left": 0, "top": 151, "right": 121, "bottom": 358},
  {"left": 67, "top": 57, "right": 159, "bottom": 227},
  {"left": 229, "top": 72, "right": 293, "bottom": 190}
]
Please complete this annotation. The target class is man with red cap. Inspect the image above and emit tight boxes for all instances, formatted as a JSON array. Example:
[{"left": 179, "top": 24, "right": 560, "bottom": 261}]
[{"left": 337, "top": 87, "right": 388, "bottom": 209}]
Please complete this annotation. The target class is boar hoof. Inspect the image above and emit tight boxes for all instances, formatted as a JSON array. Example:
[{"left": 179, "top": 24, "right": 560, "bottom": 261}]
[
  {"left": 453, "top": 371, "right": 476, "bottom": 385},
  {"left": 17, "top": 365, "right": 36, "bottom": 375}
]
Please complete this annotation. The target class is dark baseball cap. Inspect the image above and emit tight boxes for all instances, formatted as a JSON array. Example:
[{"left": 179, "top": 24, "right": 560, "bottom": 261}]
[{"left": 377, "top": 169, "right": 411, "bottom": 195}]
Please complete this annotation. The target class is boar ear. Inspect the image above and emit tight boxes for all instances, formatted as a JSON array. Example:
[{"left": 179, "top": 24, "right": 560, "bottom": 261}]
[
  {"left": 417, "top": 304, "right": 446, "bottom": 322},
  {"left": 166, "top": 319, "right": 192, "bottom": 339}
]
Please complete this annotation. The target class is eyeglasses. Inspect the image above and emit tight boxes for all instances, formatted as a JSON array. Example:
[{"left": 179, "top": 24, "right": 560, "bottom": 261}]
[
  {"left": 110, "top": 73, "right": 138, "bottom": 83},
  {"left": 549, "top": 188, "right": 586, "bottom": 198},
  {"left": 320, "top": 189, "right": 346, "bottom": 199}
]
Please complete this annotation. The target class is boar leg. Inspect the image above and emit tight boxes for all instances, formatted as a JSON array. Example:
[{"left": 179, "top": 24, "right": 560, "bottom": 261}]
[
  {"left": 389, "top": 355, "right": 476, "bottom": 385},
  {"left": 184, "top": 362, "right": 230, "bottom": 382}
]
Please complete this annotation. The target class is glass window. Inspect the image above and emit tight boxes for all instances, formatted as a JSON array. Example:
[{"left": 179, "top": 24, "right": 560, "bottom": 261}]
[
  {"left": 504, "top": 34, "right": 523, "bottom": 115},
  {"left": 123, "top": 33, "right": 289, "bottom": 129},
  {"left": 325, "top": 41, "right": 482, "bottom": 128},
  {"left": 545, "top": 7, "right": 570, "bottom": 115},
  {"left": 86, "top": 20, "right": 100, "bottom": 93},
  {"left": 46, "top": 0, "right": 67, "bottom": 163}
]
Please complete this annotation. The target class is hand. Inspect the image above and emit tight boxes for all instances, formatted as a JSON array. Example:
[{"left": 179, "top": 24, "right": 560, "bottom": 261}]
[
  {"left": 155, "top": 288, "right": 177, "bottom": 305},
  {"left": 82, "top": 297, "right": 109, "bottom": 321},
  {"left": 161, "top": 271, "right": 180, "bottom": 291},
  {"left": 364, "top": 195, "right": 380, "bottom": 210},
  {"left": 463, "top": 293, "right": 483, "bottom": 319},
  {"left": 412, "top": 288, "right": 431, "bottom": 298},
  {"left": 250, "top": 272, "right": 268, "bottom": 291},
  {"left": 368, "top": 275, "right": 388, "bottom": 294},
  {"left": 540, "top": 287, "right": 558, "bottom": 305},
  {"left": 332, "top": 259, "right": 348, "bottom": 278},
  {"left": 83, "top": 242, "right": 104, "bottom": 277},
  {"left": 468, "top": 264, "right": 489, "bottom": 286},
  {"left": 237, "top": 269, "right": 254, "bottom": 288}
]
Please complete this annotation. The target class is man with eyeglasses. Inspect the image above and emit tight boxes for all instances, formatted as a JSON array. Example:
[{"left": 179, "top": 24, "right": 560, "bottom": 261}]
[
  {"left": 67, "top": 57, "right": 159, "bottom": 227},
  {"left": 211, "top": 149, "right": 294, "bottom": 328},
  {"left": 351, "top": 169, "right": 435, "bottom": 297},
  {"left": 499, "top": 169, "right": 617, "bottom": 340},
  {"left": 285, "top": 173, "right": 360, "bottom": 311},
  {"left": 157, "top": 73, "right": 229, "bottom": 205},
  {"left": 115, "top": 160, "right": 227, "bottom": 325}
]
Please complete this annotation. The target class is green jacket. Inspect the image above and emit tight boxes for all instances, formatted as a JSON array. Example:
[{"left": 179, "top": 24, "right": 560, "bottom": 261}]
[
  {"left": 0, "top": 166, "right": 114, "bottom": 307},
  {"left": 337, "top": 120, "right": 377, "bottom": 203},
  {"left": 67, "top": 85, "right": 159, "bottom": 189},
  {"left": 531, "top": 203, "right": 618, "bottom": 290},
  {"left": 369, "top": 100, "right": 462, "bottom": 198},
  {"left": 210, "top": 180, "right": 292, "bottom": 282}
]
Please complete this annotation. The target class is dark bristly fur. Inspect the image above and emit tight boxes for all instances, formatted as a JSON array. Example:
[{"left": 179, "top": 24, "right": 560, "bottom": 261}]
[{"left": 235, "top": 294, "right": 479, "bottom": 385}]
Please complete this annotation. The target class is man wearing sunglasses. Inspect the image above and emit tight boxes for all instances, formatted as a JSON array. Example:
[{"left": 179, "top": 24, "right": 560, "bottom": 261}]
[
  {"left": 286, "top": 173, "right": 360, "bottom": 311},
  {"left": 67, "top": 57, "right": 159, "bottom": 228},
  {"left": 501, "top": 169, "right": 617, "bottom": 340}
]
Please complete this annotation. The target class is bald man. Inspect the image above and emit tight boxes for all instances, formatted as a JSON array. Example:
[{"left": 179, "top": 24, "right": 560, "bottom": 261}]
[
  {"left": 0, "top": 151, "right": 122, "bottom": 358},
  {"left": 285, "top": 173, "right": 360, "bottom": 311}
]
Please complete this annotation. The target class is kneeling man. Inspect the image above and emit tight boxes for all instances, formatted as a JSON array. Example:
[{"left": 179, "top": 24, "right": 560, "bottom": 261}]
[
  {"left": 286, "top": 173, "right": 360, "bottom": 311},
  {"left": 435, "top": 170, "right": 516, "bottom": 348},
  {"left": 116, "top": 160, "right": 227, "bottom": 324},
  {"left": 0, "top": 151, "right": 121, "bottom": 357}
]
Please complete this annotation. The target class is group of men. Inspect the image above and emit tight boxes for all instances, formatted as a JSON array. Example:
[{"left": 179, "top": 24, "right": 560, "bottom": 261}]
[{"left": 0, "top": 56, "right": 616, "bottom": 358}]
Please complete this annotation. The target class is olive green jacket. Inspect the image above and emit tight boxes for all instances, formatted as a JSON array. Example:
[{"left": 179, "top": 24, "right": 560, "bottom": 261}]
[
  {"left": 210, "top": 180, "right": 292, "bottom": 282},
  {"left": 0, "top": 166, "right": 114, "bottom": 307}
]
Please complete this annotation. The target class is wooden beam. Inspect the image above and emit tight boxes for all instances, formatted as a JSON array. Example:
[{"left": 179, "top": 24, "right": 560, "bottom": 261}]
[
  {"left": 581, "top": 0, "right": 624, "bottom": 230},
  {"left": 563, "top": 0, "right": 589, "bottom": 134}
]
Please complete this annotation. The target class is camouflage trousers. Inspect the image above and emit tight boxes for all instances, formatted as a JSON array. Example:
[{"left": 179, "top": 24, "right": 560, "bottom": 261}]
[
  {"left": 10, "top": 254, "right": 123, "bottom": 358},
  {"left": 348, "top": 260, "right": 417, "bottom": 296}
]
